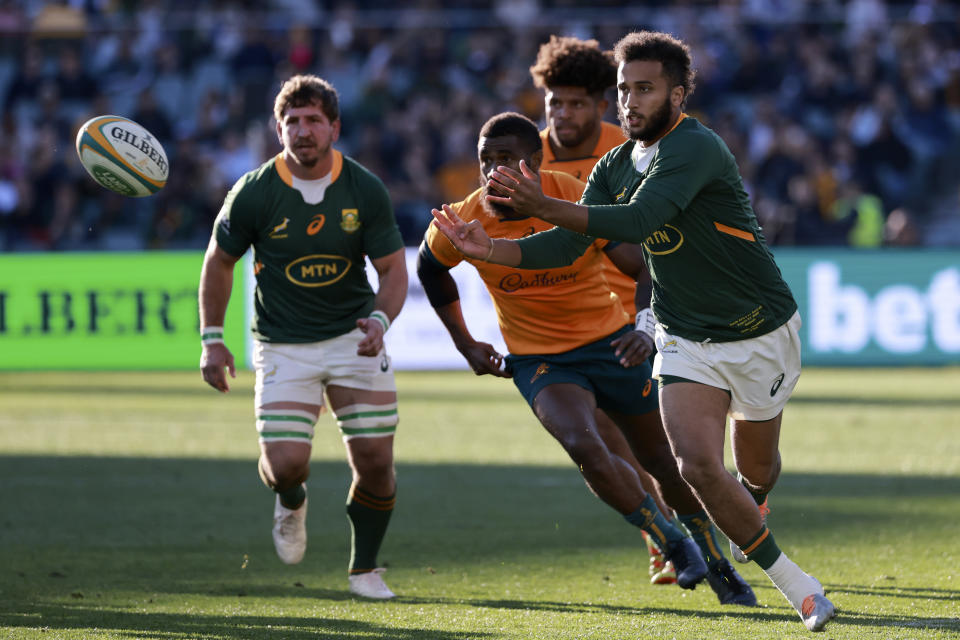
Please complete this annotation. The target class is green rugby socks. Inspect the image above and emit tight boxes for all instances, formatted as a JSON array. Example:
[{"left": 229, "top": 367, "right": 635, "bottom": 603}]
[
  {"left": 678, "top": 511, "right": 725, "bottom": 564},
  {"left": 624, "top": 494, "right": 687, "bottom": 548},
  {"left": 346, "top": 484, "right": 395, "bottom": 573},
  {"left": 739, "top": 472, "right": 769, "bottom": 507}
]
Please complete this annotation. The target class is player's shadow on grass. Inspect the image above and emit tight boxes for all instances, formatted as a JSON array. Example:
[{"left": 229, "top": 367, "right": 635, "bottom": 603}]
[
  {"left": 0, "top": 602, "right": 487, "bottom": 640},
  {"left": 1, "top": 455, "right": 958, "bottom": 636},
  {"left": 394, "top": 593, "right": 960, "bottom": 633}
]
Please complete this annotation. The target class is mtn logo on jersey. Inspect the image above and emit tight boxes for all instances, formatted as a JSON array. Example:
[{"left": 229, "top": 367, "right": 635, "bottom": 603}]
[
  {"left": 340, "top": 209, "right": 361, "bottom": 233},
  {"left": 644, "top": 224, "right": 684, "bottom": 255},
  {"left": 270, "top": 217, "right": 290, "bottom": 239},
  {"left": 285, "top": 254, "right": 352, "bottom": 287}
]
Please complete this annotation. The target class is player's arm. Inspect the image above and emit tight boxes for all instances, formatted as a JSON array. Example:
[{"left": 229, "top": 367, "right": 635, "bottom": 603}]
[
  {"left": 199, "top": 236, "right": 241, "bottom": 392},
  {"left": 357, "top": 247, "right": 407, "bottom": 357},
  {"left": 416, "top": 241, "right": 509, "bottom": 377},
  {"left": 431, "top": 204, "right": 591, "bottom": 271},
  {"left": 603, "top": 241, "right": 655, "bottom": 367}
]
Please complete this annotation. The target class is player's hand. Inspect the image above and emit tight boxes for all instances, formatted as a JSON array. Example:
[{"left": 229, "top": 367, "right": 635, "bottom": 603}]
[
  {"left": 485, "top": 160, "right": 547, "bottom": 218},
  {"left": 457, "top": 340, "right": 511, "bottom": 378},
  {"left": 200, "top": 343, "right": 236, "bottom": 392},
  {"left": 355, "top": 316, "right": 385, "bottom": 357},
  {"left": 611, "top": 330, "right": 654, "bottom": 368},
  {"left": 431, "top": 204, "right": 494, "bottom": 260}
]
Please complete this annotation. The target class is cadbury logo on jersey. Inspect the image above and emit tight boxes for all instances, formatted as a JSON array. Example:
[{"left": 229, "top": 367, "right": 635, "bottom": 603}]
[
  {"left": 644, "top": 224, "right": 684, "bottom": 255},
  {"left": 285, "top": 254, "right": 352, "bottom": 287}
]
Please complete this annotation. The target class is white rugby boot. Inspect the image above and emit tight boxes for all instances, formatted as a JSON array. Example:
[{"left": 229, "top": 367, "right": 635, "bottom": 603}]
[
  {"left": 348, "top": 568, "right": 396, "bottom": 599},
  {"left": 272, "top": 487, "right": 307, "bottom": 564}
]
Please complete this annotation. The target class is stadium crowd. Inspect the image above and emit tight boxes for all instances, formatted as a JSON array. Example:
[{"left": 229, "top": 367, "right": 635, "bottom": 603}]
[{"left": 0, "top": 0, "right": 958, "bottom": 251}]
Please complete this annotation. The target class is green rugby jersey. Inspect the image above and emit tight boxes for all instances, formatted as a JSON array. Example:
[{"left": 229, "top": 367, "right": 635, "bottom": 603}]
[
  {"left": 517, "top": 116, "right": 796, "bottom": 343},
  {"left": 215, "top": 151, "right": 403, "bottom": 343}
]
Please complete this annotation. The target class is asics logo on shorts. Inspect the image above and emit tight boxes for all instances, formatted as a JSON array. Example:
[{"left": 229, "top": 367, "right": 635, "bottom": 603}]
[
  {"left": 380, "top": 355, "right": 390, "bottom": 372},
  {"left": 642, "top": 379, "right": 652, "bottom": 397},
  {"left": 770, "top": 373, "right": 785, "bottom": 396}
]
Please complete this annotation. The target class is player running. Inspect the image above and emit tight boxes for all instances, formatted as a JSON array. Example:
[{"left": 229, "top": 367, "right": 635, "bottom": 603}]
[
  {"left": 431, "top": 32, "right": 835, "bottom": 632},
  {"left": 531, "top": 33, "right": 677, "bottom": 587},
  {"left": 199, "top": 74, "right": 406, "bottom": 600},
  {"left": 419, "top": 112, "right": 757, "bottom": 604}
]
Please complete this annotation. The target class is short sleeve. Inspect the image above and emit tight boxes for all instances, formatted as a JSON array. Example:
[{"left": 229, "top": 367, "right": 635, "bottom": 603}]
[
  {"left": 359, "top": 174, "right": 404, "bottom": 259},
  {"left": 423, "top": 201, "right": 467, "bottom": 268},
  {"left": 215, "top": 176, "right": 259, "bottom": 257}
]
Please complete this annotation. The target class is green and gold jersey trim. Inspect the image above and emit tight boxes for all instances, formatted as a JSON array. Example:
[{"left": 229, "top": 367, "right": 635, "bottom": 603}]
[{"left": 274, "top": 149, "right": 344, "bottom": 187}]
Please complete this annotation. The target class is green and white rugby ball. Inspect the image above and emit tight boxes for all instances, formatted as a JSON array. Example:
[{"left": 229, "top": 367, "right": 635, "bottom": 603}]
[{"left": 75, "top": 115, "right": 168, "bottom": 197}]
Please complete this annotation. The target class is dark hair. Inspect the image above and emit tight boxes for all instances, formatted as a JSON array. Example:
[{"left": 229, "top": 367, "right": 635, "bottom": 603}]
[
  {"left": 478, "top": 112, "right": 542, "bottom": 155},
  {"left": 529, "top": 35, "right": 616, "bottom": 97},
  {"left": 273, "top": 74, "right": 339, "bottom": 123},
  {"left": 613, "top": 31, "right": 696, "bottom": 102}
]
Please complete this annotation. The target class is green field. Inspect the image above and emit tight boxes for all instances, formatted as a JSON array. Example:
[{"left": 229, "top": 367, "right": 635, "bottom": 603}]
[{"left": 1, "top": 368, "right": 958, "bottom": 640}]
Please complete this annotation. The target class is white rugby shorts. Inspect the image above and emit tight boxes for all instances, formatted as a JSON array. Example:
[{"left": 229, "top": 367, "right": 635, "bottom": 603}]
[
  {"left": 253, "top": 328, "right": 397, "bottom": 442},
  {"left": 652, "top": 311, "right": 802, "bottom": 421}
]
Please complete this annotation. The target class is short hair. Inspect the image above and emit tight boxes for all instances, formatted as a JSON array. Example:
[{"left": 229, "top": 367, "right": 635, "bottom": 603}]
[
  {"left": 273, "top": 74, "right": 339, "bottom": 123},
  {"left": 613, "top": 31, "right": 696, "bottom": 102},
  {"left": 529, "top": 35, "right": 616, "bottom": 97},
  {"left": 478, "top": 112, "right": 542, "bottom": 155}
]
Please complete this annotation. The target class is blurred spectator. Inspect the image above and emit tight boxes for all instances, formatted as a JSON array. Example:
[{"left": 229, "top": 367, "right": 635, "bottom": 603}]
[
  {"left": 884, "top": 207, "right": 922, "bottom": 247},
  {"left": 0, "top": 2, "right": 956, "bottom": 251}
]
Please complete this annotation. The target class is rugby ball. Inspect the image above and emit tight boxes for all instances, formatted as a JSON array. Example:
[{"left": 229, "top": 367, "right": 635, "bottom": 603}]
[{"left": 75, "top": 115, "right": 168, "bottom": 197}]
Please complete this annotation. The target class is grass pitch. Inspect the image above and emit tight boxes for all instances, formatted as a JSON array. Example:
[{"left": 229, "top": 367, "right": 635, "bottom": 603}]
[{"left": 0, "top": 368, "right": 958, "bottom": 639}]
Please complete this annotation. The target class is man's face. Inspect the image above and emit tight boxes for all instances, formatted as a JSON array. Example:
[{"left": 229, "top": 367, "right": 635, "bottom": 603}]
[
  {"left": 544, "top": 86, "right": 604, "bottom": 149},
  {"left": 616, "top": 60, "right": 677, "bottom": 143},
  {"left": 276, "top": 102, "right": 340, "bottom": 168},
  {"left": 478, "top": 134, "right": 538, "bottom": 218}
]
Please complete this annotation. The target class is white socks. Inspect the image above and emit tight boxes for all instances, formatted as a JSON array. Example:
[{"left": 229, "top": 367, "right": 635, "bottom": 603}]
[{"left": 762, "top": 552, "right": 821, "bottom": 612}]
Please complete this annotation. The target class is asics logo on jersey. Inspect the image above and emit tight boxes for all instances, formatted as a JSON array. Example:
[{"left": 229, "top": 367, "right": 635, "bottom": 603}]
[
  {"left": 307, "top": 214, "right": 325, "bottom": 235},
  {"left": 270, "top": 217, "right": 290, "bottom": 238},
  {"left": 770, "top": 373, "right": 785, "bottom": 396},
  {"left": 531, "top": 363, "right": 550, "bottom": 383},
  {"left": 615, "top": 186, "right": 628, "bottom": 200},
  {"left": 285, "top": 254, "right": 352, "bottom": 287},
  {"left": 644, "top": 224, "right": 684, "bottom": 255}
]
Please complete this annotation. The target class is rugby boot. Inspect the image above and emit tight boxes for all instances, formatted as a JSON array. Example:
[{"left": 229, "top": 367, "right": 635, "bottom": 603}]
[
  {"left": 349, "top": 568, "right": 396, "bottom": 599},
  {"left": 705, "top": 558, "right": 758, "bottom": 606},
  {"left": 644, "top": 531, "right": 677, "bottom": 585},
  {"left": 663, "top": 537, "right": 708, "bottom": 589},
  {"left": 731, "top": 497, "right": 770, "bottom": 563},
  {"left": 800, "top": 592, "right": 836, "bottom": 632}
]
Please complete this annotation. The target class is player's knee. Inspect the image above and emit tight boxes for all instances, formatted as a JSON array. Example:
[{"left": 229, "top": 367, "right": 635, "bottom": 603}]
[
  {"left": 556, "top": 429, "right": 607, "bottom": 468},
  {"left": 674, "top": 452, "right": 722, "bottom": 491},
  {"left": 259, "top": 450, "right": 310, "bottom": 491},
  {"left": 346, "top": 434, "right": 395, "bottom": 480}
]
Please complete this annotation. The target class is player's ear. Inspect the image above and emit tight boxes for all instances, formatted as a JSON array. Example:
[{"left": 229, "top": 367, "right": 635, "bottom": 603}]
[
  {"left": 671, "top": 85, "right": 684, "bottom": 108},
  {"left": 529, "top": 149, "right": 543, "bottom": 172},
  {"left": 595, "top": 97, "right": 609, "bottom": 117},
  {"left": 331, "top": 118, "right": 341, "bottom": 142},
  {"left": 275, "top": 119, "right": 283, "bottom": 144}
]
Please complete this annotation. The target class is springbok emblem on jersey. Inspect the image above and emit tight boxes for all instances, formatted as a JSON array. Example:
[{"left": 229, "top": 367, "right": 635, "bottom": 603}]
[
  {"left": 615, "top": 186, "right": 628, "bottom": 201},
  {"left": 270, "top": 218, "right": 290, "bottom": 238},
  {"left": 340, "top": 209, "right": 361, "bottom": 233}
]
